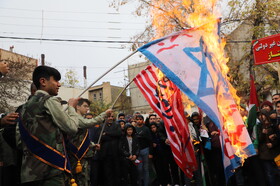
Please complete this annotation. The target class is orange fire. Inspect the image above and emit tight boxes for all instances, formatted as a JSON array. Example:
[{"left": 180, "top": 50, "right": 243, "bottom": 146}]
[
  {"left": 150, "top": 0, "right": 248, "bottom": 164},
  {"left": 156, "top": 68, "right": 174, "bottom": 104},
  {"left": 182, "top": 94, "right": 196, "bottom": 112}
]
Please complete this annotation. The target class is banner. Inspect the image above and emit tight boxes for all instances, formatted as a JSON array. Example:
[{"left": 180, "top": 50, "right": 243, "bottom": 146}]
[{"left": 252, "top": 33, "right": 280, "bottom": 65}]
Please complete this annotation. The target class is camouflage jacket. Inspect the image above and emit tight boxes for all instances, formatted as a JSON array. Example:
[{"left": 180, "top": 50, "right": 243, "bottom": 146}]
[
  {"left": 68, "top": 114, "right": 107, "bottom": 175},
  {"left": 68, "top": 114, "right": 106, "bottom": 159},
  {"left": 68, "top": 128, "right": 93, "bottom": 160},
  {"left": 20, "top": 90, "right": 79, "bottom": 183},
  {"left": 20, "top": 90, "right": 107, "bottom": 183}
]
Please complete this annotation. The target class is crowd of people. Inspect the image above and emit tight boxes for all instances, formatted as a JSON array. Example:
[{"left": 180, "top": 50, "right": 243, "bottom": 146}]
[{"left": 0, "top": 64, "right": 279, "bottom": 186}]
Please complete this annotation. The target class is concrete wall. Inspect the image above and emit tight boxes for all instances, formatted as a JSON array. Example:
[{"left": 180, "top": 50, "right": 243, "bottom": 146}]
[
  {"left": 0, "top": 48, "right": 37, "bottom": 112},
  {"left": 87, "top": 82, "right": 131, "bottom": 112},
  {"left": 0, "top": 48, "right": 37, "bottom": 80},
  {"left": 88, "top": 82, "right": 112, "bottom": 104},
  {"left": 225, "top": 21, "right": 254, "bottom": 81},
  {"left": 128, "top": 61, "right": 152, "bottom": 114},
  {"left": 58, "top": 86, "right": 89, "bottom": 101}
]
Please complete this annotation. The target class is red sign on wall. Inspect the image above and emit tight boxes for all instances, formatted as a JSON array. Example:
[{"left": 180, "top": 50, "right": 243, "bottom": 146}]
[{"left": 252, "top": 33, "right": 280, "bottom": 65}]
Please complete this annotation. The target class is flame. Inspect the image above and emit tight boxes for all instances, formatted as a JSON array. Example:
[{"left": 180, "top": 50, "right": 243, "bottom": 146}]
[
  {"left": 181, "top": 94, "right": 196, "bottom": 112},
  {"left": 150, "top": 0, "right": 248, "bottom": 164},
  {"left": 155, "top": 68, "right": 174, "bottom": 104}
]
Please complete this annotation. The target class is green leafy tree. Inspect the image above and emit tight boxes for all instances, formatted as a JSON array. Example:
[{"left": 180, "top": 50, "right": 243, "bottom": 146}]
[
  {"left": 111, "top": 0, "right": 279, "bottom": 101},
  {"left": 0, "top": 56, "right": 36, "bottom": 112},
  {"left": 89, "top": 100, "right": 111, "bottom": 117},
  {"left": 224, "top": 0, "right": 279, "bottom": 99},
  {"left": 112, "top": 89, "right": 131, "bottom": 114},
  {"left": 61, "top": 69, "right": 79, "bottom": 88}
]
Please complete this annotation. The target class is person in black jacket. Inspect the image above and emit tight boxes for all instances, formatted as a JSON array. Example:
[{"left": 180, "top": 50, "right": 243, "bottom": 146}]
[
  {"left": 97, "top": 113, "right": 122, "bottom": 186},
  {"left": 135, "top": 114, "right": 152, "bottom": 186},
  {"left": 119, "top": 124, "right": 140, "bottom": 186},
  {"left": 258, "top": 109, "right": 280, "bottom": 186},
  {"left": 150, "top": 122, "right": 171, "bottom": 186}
]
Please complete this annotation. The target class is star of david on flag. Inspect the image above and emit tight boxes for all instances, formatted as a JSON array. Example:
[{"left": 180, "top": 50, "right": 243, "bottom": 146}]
[{"left": 137, "top": 26, "right": 256, "bottom": 181}]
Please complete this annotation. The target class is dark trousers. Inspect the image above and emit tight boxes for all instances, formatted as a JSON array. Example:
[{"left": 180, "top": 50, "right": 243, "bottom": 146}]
[
  {"left": 153, "top": 155, "right": 171, "bottom": 186},
  {"left": 120, "top": 158, "right": 138, "bottom": 186},
  {"left": 90, "top": 159, "right": 103, "bottom": 186},
  {"left": 166, "top": 149, "right": 180, "bottom": 185},
  {"left": 102, "top": 156, "right": 120, "bottom": 186},
  {"left": 204, "top": 148, "right": 225, "bottom": 186},
  {"left": 242, "top": 155, "right": 266, "bottom": 186},
  {"left": 2, "top": 165, "right": 19, "bottom": 186},
  {"left": 261, "top": 159, "right": 280, "bottom": 186},
  {"left": 21, "top": 173, "right": 67, "bottom": 186}
]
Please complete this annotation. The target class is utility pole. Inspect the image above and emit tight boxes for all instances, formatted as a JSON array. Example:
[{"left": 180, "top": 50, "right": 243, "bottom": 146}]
[
  {"left": 83, "top": 66, "right": 87, "bottom": 88},
  {"left": 41, "top": 54, "right": 45, "bottom": 66}
]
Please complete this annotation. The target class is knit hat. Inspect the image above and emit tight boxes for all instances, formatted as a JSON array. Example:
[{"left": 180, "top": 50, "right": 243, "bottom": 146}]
[{"left": 260, "top": 101, "right": 273, "bottom": 111}]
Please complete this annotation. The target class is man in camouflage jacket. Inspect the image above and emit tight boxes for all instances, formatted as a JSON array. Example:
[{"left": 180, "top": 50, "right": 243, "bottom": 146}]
[
  {"left": 19, "top": 66, "right": 111, "bottom": 186},
  {"left": 68, "top": 98, "right": 96, "bottom": 186}
]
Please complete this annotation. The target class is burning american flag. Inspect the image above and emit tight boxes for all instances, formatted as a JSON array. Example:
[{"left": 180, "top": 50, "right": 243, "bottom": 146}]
[{"left": 133, "top": 65, "right": 197, "bottom": 178}]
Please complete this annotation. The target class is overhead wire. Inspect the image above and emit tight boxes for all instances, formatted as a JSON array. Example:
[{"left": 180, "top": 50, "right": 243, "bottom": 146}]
[
  {"left": 0, "top": 22, "right": 144, "bottom": 31},
  {"left": 0, "top": 6, "right": 147, "bottom": 87},
  {"left": 0, "top": 6, "right": 132, "bottom": 15},
  {"left": 0, "top": 29, "right": 136, "bottom": 39},
  {"left": 0, "top": 15, "right": 146, "bottom": 25},
  {"left": 0, "top": 35, "right": 146, "bottom": 43},
  {"left": 0, "top": 35, "right": 250, "bottom": 43}
]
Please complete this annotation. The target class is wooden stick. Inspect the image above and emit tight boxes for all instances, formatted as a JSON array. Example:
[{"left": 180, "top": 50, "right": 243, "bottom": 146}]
[{"left": 111, "top": 79, "right": 134, "bottom": 110}]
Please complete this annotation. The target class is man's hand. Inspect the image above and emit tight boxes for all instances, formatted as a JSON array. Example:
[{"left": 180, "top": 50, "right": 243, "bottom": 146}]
[
  {"left": 105, "top": 109, "right": 113, "bottom": 116},
  {"left": 211, "top": 131, "right": 219, "bottom": 136},
  {"left": 94, "top": 144, "right": 100, "bottom": 151},
  {"left": 270, "top": 113, "right": 277, "bottom": 119},
  {"left": 262, "top": 129, "right": 268, "bottom": 134},
  {"left": 0, "top": 62, "right": 9, "bottom": 76},
  {"left": 165, "top": 139, "right": 170, "bottom": 145},
  {"left": 269, "top": 134, "right": 277, "bottom": 141},
  {"left": 0, "top": 113, "right": 19, "bottom": 125},
  {"left": 131, "top": 155, "right": 137, "bottom": 161},
  {"left": 68, "top": 98, "right": 80, "bottom": 108},
  {"left": 266, "top": 143, "right": 272, "bottom": 148}
]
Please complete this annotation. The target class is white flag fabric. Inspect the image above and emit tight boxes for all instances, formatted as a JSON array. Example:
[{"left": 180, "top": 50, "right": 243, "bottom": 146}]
[{"left": 138, "top": 27, "right": 256, "bottom": 180}]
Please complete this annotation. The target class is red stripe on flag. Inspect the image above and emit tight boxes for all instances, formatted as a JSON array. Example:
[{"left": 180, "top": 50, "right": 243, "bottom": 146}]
[{"left": 133, "top": 65, "right": 197, "bottom": 178}]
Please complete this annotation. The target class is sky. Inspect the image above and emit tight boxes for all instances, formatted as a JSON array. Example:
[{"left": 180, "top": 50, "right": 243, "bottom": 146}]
[
  {"left": 0, "top": 0, "right": 148, "bottom": 87},
  {"left": 0, "top": 0, "right": 234, "bottom": 89}
]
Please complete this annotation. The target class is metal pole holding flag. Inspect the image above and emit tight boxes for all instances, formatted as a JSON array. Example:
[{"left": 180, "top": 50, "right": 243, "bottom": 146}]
[
  {"left": 77, "top": 50, "right": 137, "bottom": 98},
  {"left": 110, "top": 79, "right": 134, "bottom": 110}
]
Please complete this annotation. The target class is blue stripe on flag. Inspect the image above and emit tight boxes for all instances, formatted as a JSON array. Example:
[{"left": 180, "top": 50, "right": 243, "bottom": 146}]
[{"left": 138, "top": 48, "right": 221, "bottom": 131}]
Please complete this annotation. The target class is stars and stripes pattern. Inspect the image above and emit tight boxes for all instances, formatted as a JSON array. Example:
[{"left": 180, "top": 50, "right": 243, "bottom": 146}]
[{"left": 133, "top": 65, "right": 197, "bottom": 178}]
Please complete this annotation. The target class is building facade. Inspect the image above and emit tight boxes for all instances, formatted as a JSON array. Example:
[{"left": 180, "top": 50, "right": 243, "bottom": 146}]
[
  {"left": 128, "top": 61, "right": 152, "bottom": 114},
  {"left": 0, "top": 48, "right": 37, "bottom": 112},
  {"left": 88, "top": 82, "right": 131, "bottom": 113}
]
